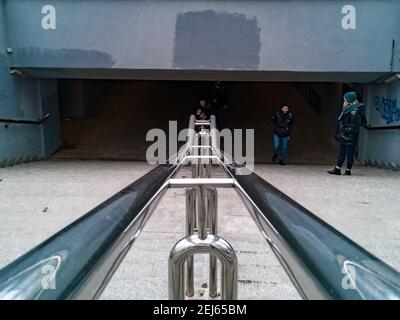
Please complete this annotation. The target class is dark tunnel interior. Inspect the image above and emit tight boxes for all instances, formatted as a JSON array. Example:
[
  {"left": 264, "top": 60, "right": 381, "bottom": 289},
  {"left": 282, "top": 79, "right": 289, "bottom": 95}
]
[{"left": 55, "top": 80, "right": 353, "bottom": 164}]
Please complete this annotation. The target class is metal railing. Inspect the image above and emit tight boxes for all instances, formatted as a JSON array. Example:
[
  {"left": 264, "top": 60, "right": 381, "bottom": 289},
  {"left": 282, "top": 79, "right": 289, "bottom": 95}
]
[
  {"left": 169, "top": 234, "right": 238, "bottom": 300},
  {"left": 364, "top": 124, "right": 400, "bottom": 131},
  {"left": 0, "top": 113, "right": 50, "bottom": 125},
  {"left": 0, "top": 114, "right": 399, "bottom": 300},
  {"left": 231, "top": 169, "right": 400, "bottom": 299},
  {"left": 169, "top": 120, "right": 238, "bottom": 299}
]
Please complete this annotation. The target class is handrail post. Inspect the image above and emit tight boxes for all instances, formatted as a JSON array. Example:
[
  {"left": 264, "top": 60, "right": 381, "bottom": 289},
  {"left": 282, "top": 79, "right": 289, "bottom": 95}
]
[
  {"left": 207, "top": 188, "right": 218, "bottom": 297},
  {"left": 184, "top": 123, "right": 220, "bottom": 298},
  {"left": 185, "top": 188, "right": 196, "bottom": 297},
  {"left": 168, "top": 235, "right": 238, "bottom": 300},
  {"left": 185, "top": 129, "right": 199, "bottom": 297}
]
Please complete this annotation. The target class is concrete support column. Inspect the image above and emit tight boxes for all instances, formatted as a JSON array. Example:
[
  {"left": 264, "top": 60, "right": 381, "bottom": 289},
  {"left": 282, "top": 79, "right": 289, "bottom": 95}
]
[{"left": 0, "top": 2, "right": 60, "bottom": 167}]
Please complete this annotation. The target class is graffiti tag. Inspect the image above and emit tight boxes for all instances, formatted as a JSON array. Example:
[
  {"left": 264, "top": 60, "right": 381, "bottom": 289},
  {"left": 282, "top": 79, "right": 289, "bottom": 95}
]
[{"left": 373, "top": 96, "right": 400, "bottom": 124}]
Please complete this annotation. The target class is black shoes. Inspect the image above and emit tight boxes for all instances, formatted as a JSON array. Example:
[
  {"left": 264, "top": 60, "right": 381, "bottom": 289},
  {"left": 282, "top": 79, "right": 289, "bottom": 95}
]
[
  {"left": 327, "top": 167, "right": 352, "bottom": 175},
  {"left": 327, "top": 167, "right": 341, "bottom": 175},
  {"left": 272, "top": 155, "right": 285, "bottom": 165}
]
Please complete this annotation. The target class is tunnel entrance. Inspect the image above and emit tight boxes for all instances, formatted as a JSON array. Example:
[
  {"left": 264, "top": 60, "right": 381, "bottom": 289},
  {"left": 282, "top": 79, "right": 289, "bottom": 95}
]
[{"left": 54, "top": 80, "right": 348, "bottom": 165}]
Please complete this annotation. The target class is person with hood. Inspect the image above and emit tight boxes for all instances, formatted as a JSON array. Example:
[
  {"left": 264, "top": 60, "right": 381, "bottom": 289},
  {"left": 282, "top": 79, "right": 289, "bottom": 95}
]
[
  {"left": 327, "top": 91, "right": 367, "bottom": 176},
  {"left": 271, "top": 103, "right": 295, "bottom": 165}
]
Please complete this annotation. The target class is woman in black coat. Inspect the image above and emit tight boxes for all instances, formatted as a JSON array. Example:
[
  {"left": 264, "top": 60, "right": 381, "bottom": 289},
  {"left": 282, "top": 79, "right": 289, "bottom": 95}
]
[{"left": 327, "top": 91, "right": 367, "bottom": 176}]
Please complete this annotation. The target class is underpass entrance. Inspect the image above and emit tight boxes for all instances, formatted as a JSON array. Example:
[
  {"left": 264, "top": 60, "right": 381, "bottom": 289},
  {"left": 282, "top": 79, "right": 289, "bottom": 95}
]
[{"left": 54, "top": 80, "right": 347, "bottom": 165}]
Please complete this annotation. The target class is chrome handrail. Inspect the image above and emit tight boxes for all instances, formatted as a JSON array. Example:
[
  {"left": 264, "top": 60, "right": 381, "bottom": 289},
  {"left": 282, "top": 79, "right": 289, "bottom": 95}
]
[
  {"left": 0, "top": 116, "right": 196, "bottom": 300},
  {"left": 169, "top": 234, "right": 238, "bottom": 300},
  {"left": 0, "top": 165, "right": 175, "bottom": 299},
  {"left": 0, "top": 113, "right": 399, "bottom": 300},
  {"left": 231, "top": 171, "right": 400, "bottom": 299}
]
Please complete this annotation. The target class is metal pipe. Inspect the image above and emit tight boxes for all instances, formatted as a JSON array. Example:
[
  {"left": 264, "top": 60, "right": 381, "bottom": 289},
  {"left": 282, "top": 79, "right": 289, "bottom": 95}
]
[
  {"left": 174, "top": 115, "right": 196, "bottom": 165},
  {"left": 0, "top": 114, "right": 198, "bottom": 300},
  {"left": 231, "top": 169, "right": 400, "bottom": 300},
  {"left": 207, "top": 188, "right": 218, "bottom": 297},
  {"left": 0, "top": 165, "right": 175, "bottom": 299},
  {"left": 2, "top": 109, "right": 399, "bottom": 301},
  {"left": 204, "top": 133, "right": 212, "bottom": 178},
  {"left": 195, "top": 121, "right": 211, "bottom": 126},
  {"left": 186, "top": 129, "right": 199, "bottom": 298},
  {"left": 196, "top": 187, "right": 207, "bottom": 241},
  {"left": 365, "top": 125, "right": 400, "bottom": 131},
  {"left": 197, "top": 131, "right": 209, "bottom": 176},
  {"left": 196, "top": 132, "right": 208, "bottom": 241},
  {"left": 0, "top": 113, "right": 50, "bottom": 125},
  {"left": 191, "top": 134, "right": 200, "bottom": 177},
  {"left": 185, "top": 188, "right": 196, "bottom": 297},
  {"left": 210, "top": 115, "right": 219, "bottom": 151},
  {"left": 169, "top": 178, "right": 234, "bottom": 188},
  {"left": 168, "top": 234, "right": 238, "bottom": 300},
  {"left": 185, "top": 155, "right": 218, "bottom": 160}
]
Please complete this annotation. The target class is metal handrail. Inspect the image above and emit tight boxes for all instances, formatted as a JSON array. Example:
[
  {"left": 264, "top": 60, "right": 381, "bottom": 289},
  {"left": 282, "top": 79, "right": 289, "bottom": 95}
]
[
  {"left": 169, "top": 234, "right": 238, "bottom": 300},
  {"left": 0, "top": 113, "right": 399, "bottom": 300},
  {"left": 0, "top": 113, "right": 50, "bottom": 125},
  {"left": 0, "top": 164, "right": 176, "bottom": 299},
  {"left": 230, "top": 169, "right": 400, "bottom": 299},
  {"left": 0, "top": 116, "right": 196, "bottom": 300},
  {"left": 364, "top": 124, "right": 400, "bottom": 131},
  {"left": 208, "top": 138, "right": 400, "bottom": 299}
]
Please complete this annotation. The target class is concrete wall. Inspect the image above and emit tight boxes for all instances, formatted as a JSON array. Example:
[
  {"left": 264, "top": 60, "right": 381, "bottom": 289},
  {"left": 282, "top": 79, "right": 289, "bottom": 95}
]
[
  {"left": 2, "top": 0, "right": 399, "bottom": 81},
  {"left": 359, "top": 81, "right": 400, "bottom": 169},
  {"left": 0, "top": 0, "right": 60, "bottom": 167}
]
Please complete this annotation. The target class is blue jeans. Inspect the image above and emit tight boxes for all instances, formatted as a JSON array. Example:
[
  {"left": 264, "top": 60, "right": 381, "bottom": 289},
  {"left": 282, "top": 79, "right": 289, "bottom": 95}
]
[
  {"left": 273, "top": 134, "right": 289, "bottom": 160},
  {"left": 336, "top": 143, "right": 355, "bottom": 169}
]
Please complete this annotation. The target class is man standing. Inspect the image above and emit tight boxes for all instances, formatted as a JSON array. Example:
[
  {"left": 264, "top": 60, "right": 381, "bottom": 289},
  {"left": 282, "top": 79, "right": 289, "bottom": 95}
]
[
  {"left": 271, "top": 103, "right": 295, "bottom": 165},
  {"left": 327, "top": 91, "right": 367, "bottom": 176},
  {"left": 210, "top": 81, "right": 228, "bottom": 127}
]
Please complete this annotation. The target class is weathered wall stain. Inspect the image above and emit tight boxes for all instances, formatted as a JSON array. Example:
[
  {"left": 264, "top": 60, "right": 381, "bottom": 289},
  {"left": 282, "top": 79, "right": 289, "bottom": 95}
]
[
  {"left": 12, "top": 47, "right": 116, "bottom": 68},
  {"left": 173, "top": 10, "right": 261, "bottom": 70}
]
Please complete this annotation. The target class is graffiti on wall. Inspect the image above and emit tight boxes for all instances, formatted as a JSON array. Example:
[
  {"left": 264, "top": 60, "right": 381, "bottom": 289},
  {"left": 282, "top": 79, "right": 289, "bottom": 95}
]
[{"left": 373, "top": 96, "right": 400, "bottom": 124}]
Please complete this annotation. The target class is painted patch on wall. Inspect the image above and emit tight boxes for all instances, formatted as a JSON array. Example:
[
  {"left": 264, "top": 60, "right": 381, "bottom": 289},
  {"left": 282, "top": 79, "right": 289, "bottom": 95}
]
[{"left": 173, "top": 10, "right": 261, "bottom": 70}]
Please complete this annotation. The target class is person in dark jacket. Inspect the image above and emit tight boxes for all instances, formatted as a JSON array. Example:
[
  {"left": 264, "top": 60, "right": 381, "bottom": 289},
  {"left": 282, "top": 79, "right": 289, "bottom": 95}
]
[
  {"left": 271, "top": 103, "right": 295, "bottom": 165},
  {"left": 209, "top": 81, "right": 228, "bottom": 126},
  {"left": 327, "top": 91, "right": 367, "bottom": 176},
  {"left": 193, "top": 98, "right": 214, "bottom": 121}
]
